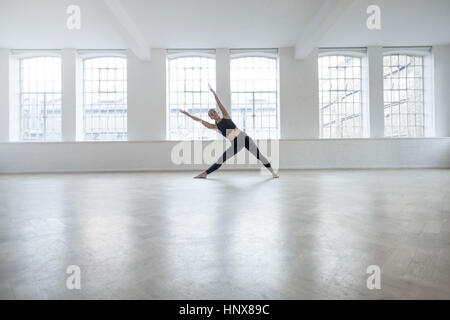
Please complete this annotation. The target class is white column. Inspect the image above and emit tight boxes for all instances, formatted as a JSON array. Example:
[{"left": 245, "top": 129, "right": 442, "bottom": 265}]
[
  {"left": 215, "top": 48, "right": 231, "bottom": 114},
  {"left": 367, "top": 46, "right": 384, "bottom": 138},
  {"left": 280, "top": 47, "right": 319, "bottom": 139},
  {"left": 127, "top": 48, "right": 166, "bottom": 140},
  {"left": 61, "top": 49, "right": 77, "bottom": 141},
  {"left": 432, "top": 45, "right": 450, "bottom": 137},
  {"left": 0, "top": 49, "right": 10, "bottom": 142}
]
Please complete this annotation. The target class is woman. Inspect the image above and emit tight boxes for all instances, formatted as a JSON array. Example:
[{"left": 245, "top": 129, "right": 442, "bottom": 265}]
[{"left": 180, "top": 85, "right": 279, "bottom": 179}]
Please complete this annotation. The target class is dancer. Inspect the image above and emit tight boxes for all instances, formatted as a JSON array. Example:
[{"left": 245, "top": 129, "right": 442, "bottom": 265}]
[{"left": 180, "top": 85, "right": 279, "bottom": 179}]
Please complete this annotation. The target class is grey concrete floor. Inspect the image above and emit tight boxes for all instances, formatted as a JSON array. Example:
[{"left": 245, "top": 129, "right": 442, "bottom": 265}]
[{"left": 0, "top": 169, "right": 449, "bottom": 300}]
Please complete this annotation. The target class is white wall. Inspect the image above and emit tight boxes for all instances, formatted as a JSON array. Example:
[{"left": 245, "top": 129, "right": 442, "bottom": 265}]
[
  {"left": 0, "top": 46, "right": 449, "bottom": 173},
  {"left": 280, "top": 47, "right": 319, "bottom": 139},
  {"left": 433, "top": 45, "right": 450, "bottom": 137},
  {"left": 127, "top": 48, "right": 166, "bottom": 140},
  {"left": 61, "top": 49, "right": 77, "bottom": 141},
  {"left": 367, "top": 46, "right": 384, "bottom": 138},
  {"left": 0, "top": 138, "right": 449, "bottom": 173},
  {"left": 0, "top": 49, "right": 9, "bottom": 142},
  {"left": 215, "top": 48, "right": 231, "bottom": 115}
]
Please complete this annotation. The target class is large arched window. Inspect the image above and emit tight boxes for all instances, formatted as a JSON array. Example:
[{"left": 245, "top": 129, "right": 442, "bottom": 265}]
[
  {"left": 166, "top": 52, "right": 216, "bottom": 140},
  {"left": 82, "top": 55, "right": 127, "bottom": 141},
  {"left": 230, "top": 51, "right": 279, "bottom": 139},
  {"left": 318, "top": 54, "right": 363, "bottom": 138},
  {"left": 383, "top": 53, "right": 425, "bottom": 137},
  {"left": 20, "top": 56, "right": 61, "bottom": 141}
]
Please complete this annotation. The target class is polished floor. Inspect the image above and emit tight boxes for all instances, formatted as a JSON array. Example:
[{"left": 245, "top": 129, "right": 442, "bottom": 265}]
[{"left": 0, "top": 169, "right": 449, "bottom": 300}]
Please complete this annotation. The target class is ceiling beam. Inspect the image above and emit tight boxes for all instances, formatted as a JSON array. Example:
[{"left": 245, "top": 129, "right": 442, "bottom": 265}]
[
  {"left": 295, "top": 0, "right": 356, "bottom": 59},
  {"left": 102, "top": 0, "right": 151, "bottom": 61}
]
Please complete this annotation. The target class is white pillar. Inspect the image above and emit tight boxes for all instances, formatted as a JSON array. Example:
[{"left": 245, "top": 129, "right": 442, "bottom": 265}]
[
  {"left": 61, "top": 49, "right": 77, "bottom": 141},
  {"left": 367, "top": 46, "right": 384, "bottom": 138},
  {"left": 280, "top": 47, "right": 319, "bottom": 139},
  {"left": 0, "top": 49, "right": 10, "bottom": 142},
  {"left": 432, "top": 45, "right": 450, "bottom": 137},
  {"left": 127, "top": 48, "right": 166, "bottom": 140},
  {"left": 215, "top": 48, "right": 231, "bottom": 114}
]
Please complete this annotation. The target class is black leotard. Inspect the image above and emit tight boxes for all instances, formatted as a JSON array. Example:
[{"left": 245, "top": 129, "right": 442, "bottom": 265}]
[{"left": 216, "top": 118, "right": 237, "bottom": 137}]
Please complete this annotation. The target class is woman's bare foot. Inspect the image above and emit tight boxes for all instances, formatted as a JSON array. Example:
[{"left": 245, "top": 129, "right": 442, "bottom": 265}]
[
  {"left": 194, "top": 172, "right": 207, "bottom": 179},
  {"left": 267, "top": 167, "right": 279, "bottom": 178}
]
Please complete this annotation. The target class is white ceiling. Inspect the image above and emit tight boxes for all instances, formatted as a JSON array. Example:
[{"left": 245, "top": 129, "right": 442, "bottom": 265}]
[
  {"left": 320, "top": 0, "right": 450, "bottom": 47},
  {"left": 0, "top": 0, "right": 127, "bottom": 49},
  {"left": 0, "top": 0, "right": 449, "bottom": 50},
  {"left": 120, "top": 0, "right": 322, "bottom": 48}
]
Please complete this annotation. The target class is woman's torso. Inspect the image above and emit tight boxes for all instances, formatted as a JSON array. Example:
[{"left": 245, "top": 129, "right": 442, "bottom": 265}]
[{"left": 216, "top": 118, "right": 242, "bottom": 140}]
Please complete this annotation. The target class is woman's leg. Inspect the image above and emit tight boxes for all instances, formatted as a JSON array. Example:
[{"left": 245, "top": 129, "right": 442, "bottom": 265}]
[
  {"left": 244, "top": 135, "right": 279, "bottom": 177},
  {"left": 202, "top": 139, "right": 242, "bottom": 176}
]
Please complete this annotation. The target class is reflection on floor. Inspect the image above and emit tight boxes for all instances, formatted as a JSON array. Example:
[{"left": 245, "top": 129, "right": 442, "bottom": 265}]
[{"left": 0, "top": 169, "right": 449, "bottom": 299}]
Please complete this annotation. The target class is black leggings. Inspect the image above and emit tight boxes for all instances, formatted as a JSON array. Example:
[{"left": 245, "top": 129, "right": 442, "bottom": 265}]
[{"left": 205, "top": 133, "right": 271, "bottom": 175}]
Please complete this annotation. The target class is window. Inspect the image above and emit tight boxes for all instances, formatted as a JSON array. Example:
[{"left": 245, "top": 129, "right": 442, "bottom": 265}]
[
  {"left": 318, "top": 54, "right": 363, "bottom": 138},
  {"left": 19, "top": 56, "right": 61, "bottom": 141},
  {"left": 167, "top": 52, "right": 216, "bottom": 140},
  {"left": 230, "top": 51, "right": 279, "bottom": 139},
  {"left": 82, "top": 56, "right": 127, "bottom": 140},
  {"left": 383, "top": 54, "right": 425, "bottom": 137}
]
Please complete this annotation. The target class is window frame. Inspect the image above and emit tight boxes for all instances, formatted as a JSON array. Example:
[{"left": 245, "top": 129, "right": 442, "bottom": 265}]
[
  {"left": 18, "top": 53, "right": 62, "bottom": 142},
  {"left": 318, "top": 49, "right": 369, "bottom": 139},
  {"left": 382, "top": 47, "right": 433, "bottom": 138},
  {"left": 229, "top": 50, "right": 280, "bottom": 140},
  {"left": 80, "top": 53, "right": 128, "bottom": 141},
  {"left": 166, "top": 51, "right": 217, "bottom": 140}
]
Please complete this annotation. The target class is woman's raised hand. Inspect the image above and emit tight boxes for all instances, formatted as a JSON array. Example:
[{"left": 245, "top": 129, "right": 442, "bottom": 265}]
[
  {"left": 180, "top": 110, "right": 189, "bottom": 116},
  {"left": 208, "top": 83, "right": 215, "bottom": 94}
]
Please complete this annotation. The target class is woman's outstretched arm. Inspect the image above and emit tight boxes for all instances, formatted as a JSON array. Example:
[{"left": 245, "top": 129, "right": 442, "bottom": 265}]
[
  {"left": 180, "top": 110, "right": 217, "bottom": 130},
  {"left": 208, "top": 84, "right": 231, "bottom": 119}
]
